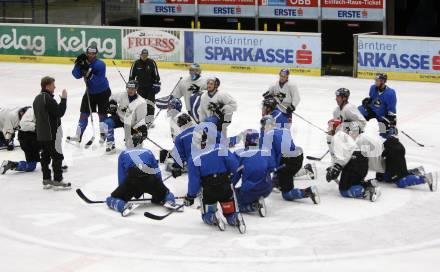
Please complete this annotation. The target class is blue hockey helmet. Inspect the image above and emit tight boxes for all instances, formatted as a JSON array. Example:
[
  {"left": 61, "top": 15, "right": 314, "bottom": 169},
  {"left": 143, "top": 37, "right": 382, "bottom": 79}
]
[
  {"left": 168, "top": 97, "right": 182, "bottom": 112},
  {"left": 243, "top": 129, "right": 260, "bottom": 147},
  {"left": 279, "top": 68, "right": 290, "bottom": 77}
]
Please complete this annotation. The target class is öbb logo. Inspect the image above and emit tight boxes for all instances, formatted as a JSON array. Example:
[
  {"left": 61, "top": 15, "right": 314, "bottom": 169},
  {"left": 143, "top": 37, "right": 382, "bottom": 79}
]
[{"left": 296, "top": 44, "right": 312, "bottom": 65}]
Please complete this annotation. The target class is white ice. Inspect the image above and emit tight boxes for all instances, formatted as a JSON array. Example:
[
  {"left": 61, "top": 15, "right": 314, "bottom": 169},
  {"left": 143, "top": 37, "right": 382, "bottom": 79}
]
[{"left": 0, "top": 62, "right": 439, "bottom": 272}]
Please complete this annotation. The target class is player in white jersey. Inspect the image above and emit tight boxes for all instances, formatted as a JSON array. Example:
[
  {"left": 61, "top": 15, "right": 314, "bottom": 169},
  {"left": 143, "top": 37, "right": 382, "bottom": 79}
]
[
  {"left": 102, "top": 80, "right": 149, "bottom": 153},
  {"left": 262, "top": 69, "right": 300, "bottom": 127},
  {"left": 173, "top": 63, "right": 207, "bottom": 117},
  {"left": 0, "top": 107, "right": 22, "bottom": 150},
  {"left": 198, "top": 77, "right": 237, "bottom": 135}
]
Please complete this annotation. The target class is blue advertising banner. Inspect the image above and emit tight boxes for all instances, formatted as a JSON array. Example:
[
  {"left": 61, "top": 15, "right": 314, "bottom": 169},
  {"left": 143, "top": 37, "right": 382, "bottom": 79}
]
[
  {"left": 259, "top": 0, "right": 319, "bottom": 19},
  {"left": 188, "top": 30, "right": 321, "bottom": 72},
  {"left": 357, "top": 35, "right": 440, "bottom": 82}
]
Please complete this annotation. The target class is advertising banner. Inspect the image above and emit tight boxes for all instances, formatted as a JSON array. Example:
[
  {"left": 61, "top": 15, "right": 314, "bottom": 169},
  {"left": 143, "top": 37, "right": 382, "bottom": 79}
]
[
  {"left": 140, "top": 0, "right": 196, "bottom": 16},
  {"left": 357, "top": 35, "right": 440, "bottom": 82},
  {"left": 121, "top": 28, "right": 184, "bottom": 62},
  {"left": 198, "top": 0, "right": 256, "bottom": 18},
  {"left": 186, "top": 30, "right": 321, "bottom": 74},
  {"left": 0, "top": 24, "right": 121, "bottom": 58},
  {"left": 321, "top": 0, "right": 384, "bottom": 21},
  {"left": 258, "top": 0, "right": 319, "bottom": 19}
]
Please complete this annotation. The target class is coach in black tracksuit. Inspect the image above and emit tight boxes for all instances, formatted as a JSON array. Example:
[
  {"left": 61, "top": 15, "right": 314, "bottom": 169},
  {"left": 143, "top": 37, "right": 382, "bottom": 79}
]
[
  {"left": 129, "top": 49, "right": 161, "bottom": 123},
  {"left": 33, "top": 76, "right": 68, "bottom": 187}
]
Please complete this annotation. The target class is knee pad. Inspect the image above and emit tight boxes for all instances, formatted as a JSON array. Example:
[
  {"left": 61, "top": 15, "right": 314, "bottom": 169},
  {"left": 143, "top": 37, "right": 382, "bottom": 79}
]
[
  {"left": 106, "top": 197, "right": 126, "bottom": 213},
  {"left": 201, "top": 204, "right": 218, "bottom": 225},
  {"left": 16, "top": 161, "right": 27, "bottom": 172},
  {"left": 25, "top": 161, "right": 37, "bottom": 172},
  {"left": 396, "top": 175, "right": 424, "bottom": 188},
  {"left": 220, "top": 199, "right": 236, "bottom": 215},
  {"left": 340, "top": 185, "right": 364, "bottom": 198},
  {"left": 282, "top": 188, "right": 304, "bottom": 201}
]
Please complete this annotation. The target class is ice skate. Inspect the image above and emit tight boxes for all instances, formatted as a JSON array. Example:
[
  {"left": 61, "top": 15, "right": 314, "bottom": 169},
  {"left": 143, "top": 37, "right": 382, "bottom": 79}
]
[
  {"left": 1, "top": 160, "right": 18, "bottom": 174},
  {"left": 425, "top": 172, "right": 438, "bottom": 192},
  {"left": 51, "top": 180, "right": 72, "bottom": 191},
  {"left": 105, "top": 141, "right": 116, "bottom": 154},
  {"left": 121, "top": 203, "right": 140, "bottom": 217}
]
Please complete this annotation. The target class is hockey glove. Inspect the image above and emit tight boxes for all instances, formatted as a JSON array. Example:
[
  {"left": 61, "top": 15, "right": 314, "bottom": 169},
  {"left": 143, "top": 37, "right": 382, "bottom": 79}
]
[
  {"left": 208, "top": 102, "right": 224, "bottom": 116},
  {"left": 326, "top": 163, "right": 343, "bottom": 182},
  {"left": 172, "top": 167, "right": 182, "bottom": 178},
  {"left": 383, "top": 113, "right": 397, "bottom": 128},
  {"left": 159, "top": 149, "right": 170, "bottom": 163},
  {"left": 184, "top": 195, "right": 195, "bottom": 206},
  {"left": 108, "top": 100, "right": 118, "bottom": 115},
  {"left": 6, "top": 139, "right": 14, "bottom": 151},
  {"left": 362, "top": 97, "right": 372, "bottom": 108},
  {"left": 262, "top": 91, "right": 272, "bottom": 99},
  {"left": 286, "top": 105, "right": 296, "bottom": 114},
  {"left": 152, "top": 82, "right": 161, "bottom": 95},
  {"left": 132, "top": 132, "right": 146, "bottom": 147}
]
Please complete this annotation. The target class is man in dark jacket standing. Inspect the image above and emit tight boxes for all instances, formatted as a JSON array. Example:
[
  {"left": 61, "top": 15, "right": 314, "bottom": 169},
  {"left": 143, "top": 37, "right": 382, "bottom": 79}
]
[
  {"left": 33, "top": 76, "right": 70, "bottom": 190},
  {"left": 129, "top": 49, "right": 161, "bottom": 125}
]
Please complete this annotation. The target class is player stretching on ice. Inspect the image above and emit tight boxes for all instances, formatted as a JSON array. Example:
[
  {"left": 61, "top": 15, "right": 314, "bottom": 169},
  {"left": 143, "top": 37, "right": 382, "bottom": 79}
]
[
  {"left": 106, "top": 135, "right": 179, "bottom": 216},
  {"left": 68, "top": 45, "right": 111, "bottom": 144},
  {"left": 358, "top": 73, "right": 397, "bottom": 138},
  {"left": 262, "top": 68, "right": 300, "bottom": 129},
  {"left": 185, "top": 127, "right": 246, "bottom": 233},
  {"left": 232, "top": 129, "right": 275, "bottom": 217},
  {"left": 1, "top": 107, "right": 40, "bottom": 174},
  {"left": 260, "top": 115, "right": 319, "bottom": 204},
  {"left": 326, "top": 122, "right": 381, "bottom": 202},
  {"left": 103, "top": 80, "right": 148, "bottom": 153},
  {"left": 0, "top": 106, "right": 30, "bottom": 151}
]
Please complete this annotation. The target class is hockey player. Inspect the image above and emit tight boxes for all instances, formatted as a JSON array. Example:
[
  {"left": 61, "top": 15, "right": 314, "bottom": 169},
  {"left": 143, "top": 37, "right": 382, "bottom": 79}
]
[
  {"left": 261, "top": 97, "right": 291, "bottom": 129},
  {"left": 326, "top": 122, "right": 381, "bottom": 201},
  {"left": 167, "top": 97, "right": 183, "bottom": 141},
  {"left": 378, "top": 133, "right": 436, "bottom": 191},
  {"left": 358, "top": 73, "right": 397, "bottom": 138},
  {"left": 1, "top": 107, "right": 41, "bottom": 174},
  {"left": 172, "top": 63, "right": 207, "bottom": 120},
  {"left": 184, "top": 128, "right": 245, "bottom": 233},
  {"left": 0, "top": 107, "right": 25, "bottom": 151},
  {"left": 232, "top": 129, "right": 275, "bottom": 217},
  {"left": 198, "top": 77, "right": 237, "bottom": 135},
  {"left": 69, "top": 45, "right": 111, "bottom": 143},
  {"left": 106, "top": 135, "right": 179, "bottom": 216},
  {"left": 260, "top": 115, "right": 320, "bottom": 204},
  {"left": 103, "top": 80, "right": 148, "bottom": 153},
  {"left": 262, "top": 69, "right": 300, "bottom": 128}
]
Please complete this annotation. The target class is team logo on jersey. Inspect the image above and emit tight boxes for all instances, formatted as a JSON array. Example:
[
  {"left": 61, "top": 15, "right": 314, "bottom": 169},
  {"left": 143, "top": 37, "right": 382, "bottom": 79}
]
[
  {"left": 188, "top": 84, "right": 201, "bottom": 93},
  {"left": 373, "top": 99, "right": 382, "bottom": 108}
]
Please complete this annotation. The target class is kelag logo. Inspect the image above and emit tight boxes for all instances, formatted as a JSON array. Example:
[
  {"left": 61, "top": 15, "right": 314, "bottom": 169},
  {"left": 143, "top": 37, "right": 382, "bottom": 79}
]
[{"left": 213, "top": 6, "right": 241, "bottom": 15}]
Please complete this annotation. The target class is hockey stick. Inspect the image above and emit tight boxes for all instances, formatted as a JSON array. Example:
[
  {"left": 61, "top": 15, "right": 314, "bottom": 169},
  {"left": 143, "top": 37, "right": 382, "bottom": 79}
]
[
  {"left": 272, "top": 96, "right": 327, "bottom": 134},
  {"left": 111, "top": 60, "right": 127, "bottom": 84},
  {"left": 306, "top": 150, "right": 330, "bottom": 161},
  {"left": 146, "top": 136, "right": 167, "bottom": 151},
  {"left": 400, "top": 130, "right": 425, "bottom": 147},
  {"left": 144, "top": 203, "right": 185, "bottom": 220},
  {"left": 149, "top": 77, "right": 183, "bottom": 127},
  {"left": 83, "top": 74, "right": 96, "bottom": 148},
  {"left": 76, "top": 188, "right": 152, "bottom": 204}
]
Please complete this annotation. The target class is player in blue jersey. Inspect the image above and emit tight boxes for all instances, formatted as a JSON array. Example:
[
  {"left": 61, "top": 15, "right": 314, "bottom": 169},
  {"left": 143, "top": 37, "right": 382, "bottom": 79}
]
[
  {"left": 232, "top": 129, "right": 276, "bottom": 217},
  {"left": 68, "top": 45, "right": 111, "bottom": 144},
  {"left": 261, "top": 96, "right": 291, "bottom": 129},
  {"left": 358, "top": 73, "right": 397, "bottom": 138},
  {"left": 105, "top": 135, "right": 179, "bottom": 216},
  {"left": 260, "top": 115, "right": 320, "bottom": 204}
]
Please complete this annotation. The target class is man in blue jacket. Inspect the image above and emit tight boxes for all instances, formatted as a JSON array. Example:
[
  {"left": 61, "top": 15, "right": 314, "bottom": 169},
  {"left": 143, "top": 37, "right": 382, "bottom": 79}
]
[
  {"left": 358, "top": 73, "right": 397, "bottom": 138},
  {"left": 68, "top": 45, "right": 111, "bottom": 143}
]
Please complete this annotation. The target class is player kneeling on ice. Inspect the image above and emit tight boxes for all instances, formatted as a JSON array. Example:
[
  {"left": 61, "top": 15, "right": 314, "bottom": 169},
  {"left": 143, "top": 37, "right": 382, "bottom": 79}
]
[
  {"left": 1, "top": 107, "right": 41, "bottom": 174},
  {"left": 0, "top": 106, "right": 30, "bottom": 151},
  {"left": 260, "top": 115, "right": 319, "bottom": 204},
  {"left": 326, "top": 122, "right": 381, "bottom": 201},
  {"left": 106, "top": 135, "right": 180, "bottom": 216},
  {"left": 261, "top": 97, "right": 291, "bottom": 129},
  {"left": 103, "top": 80, "right": 148, "bottom": 153},
  {"left": 379, "top": 133, "right": 437, "bottom": 191},
  {"left": 232, "top": 129, "right": 276, "bottom": 217},
  {"left": 184, "top": 127, "right": 246, "bottom": 233}
]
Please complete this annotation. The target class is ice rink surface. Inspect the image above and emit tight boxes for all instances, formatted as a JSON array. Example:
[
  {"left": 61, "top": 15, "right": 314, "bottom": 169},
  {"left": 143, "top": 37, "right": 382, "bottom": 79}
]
[{"left": 0, "top": 62, "right": 439, "bottom": 272}]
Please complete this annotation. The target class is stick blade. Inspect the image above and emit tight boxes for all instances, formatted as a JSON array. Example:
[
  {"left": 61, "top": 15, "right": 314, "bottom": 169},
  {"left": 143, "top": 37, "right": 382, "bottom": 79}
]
[
  {"left": 84, "top": 136, "right": 95, "bottom": 149},
  {"left": 306, "top": 156, "right": 323, "bottom": 161},
  {"left": 144, "top": 211, "right": 168, "bottom": 220},
  {"left": 76, "top": 188, "right": 103, "bottom": 204}
]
